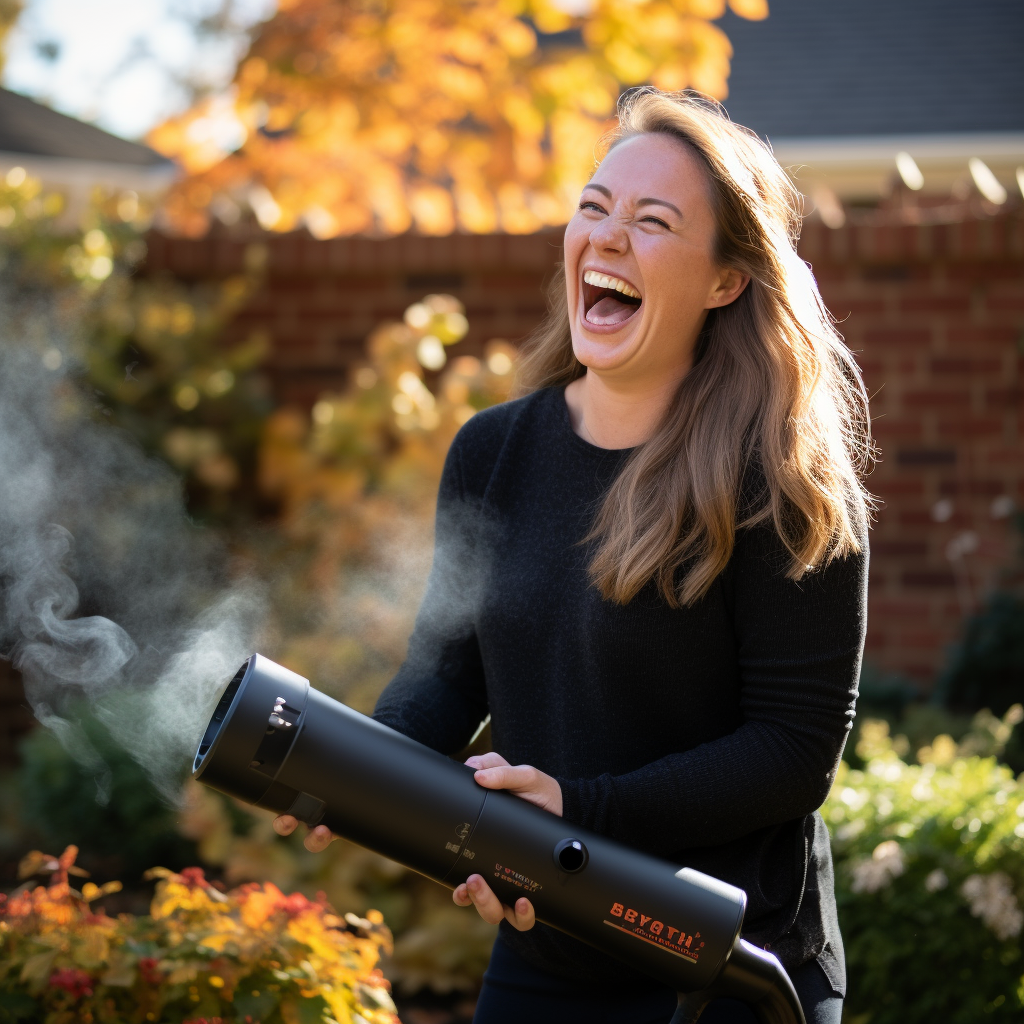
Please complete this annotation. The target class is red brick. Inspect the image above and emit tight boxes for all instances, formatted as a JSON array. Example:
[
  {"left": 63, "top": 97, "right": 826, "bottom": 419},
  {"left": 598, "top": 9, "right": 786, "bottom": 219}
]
[
  {"left": 945, "top": 263, "right": 1022, "bottom": 282},
  {"left": 871, "top": 418, "right": 925, "bottom": 440},
  {"left": 869, "top": 598, "right": 931, "bottom": 618},
  {"left": 985, "top": 446, "right": 1024, "bottom": 465},
  {"left": 946, "top": 326, "right": 1017, "bottom": 346},
  {"left": 864, "top": 328, "right": 933, "bottom": 348},
  {"left": 936, "top": 416, "right": 1004, "bottom": 437},
  {"left": 872, "top": 479, "right": 926, "bottom": 497},
  {"left": 987, "top": 293, "right": 1024, "bottom": 312},
  {"left": 985, "top": 388, "right": 1022, "bottom": 407},
  {"left": 938, "top": 479, "right": 1007, "bottom": 496},
  {"left": 900, "top": 295, "right": 971, "bottom": 314},
  {"left": 902, "top": 630, "right": 951, "bottom": 649},
  {"left": 903, "top": 390, "right": 970, "bottom": 409},
  {"left": 902, "top": 570, "right": 957, "bottom": 588},
  {"left": 871, "top": 541, "right": 928, "bottom": 556},
  {"left": 930, "top": 357, "right": 1002, "bottom": 374}
]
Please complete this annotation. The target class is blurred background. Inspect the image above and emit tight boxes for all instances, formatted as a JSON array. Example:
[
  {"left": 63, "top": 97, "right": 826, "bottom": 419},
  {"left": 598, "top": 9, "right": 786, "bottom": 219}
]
[{"left": 0, "top": 2, "right": 1022, "bottom": 1022}]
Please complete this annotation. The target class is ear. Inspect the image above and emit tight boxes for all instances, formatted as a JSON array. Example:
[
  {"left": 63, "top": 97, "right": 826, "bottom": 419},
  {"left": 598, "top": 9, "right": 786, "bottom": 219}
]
[{"left": 706, "top": 267, "right": 750, "bottom": 309}]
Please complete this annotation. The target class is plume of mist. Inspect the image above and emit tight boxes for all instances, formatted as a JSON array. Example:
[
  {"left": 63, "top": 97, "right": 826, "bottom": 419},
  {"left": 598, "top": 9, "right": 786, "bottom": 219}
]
[{"left": 0, "top": 325, "right": 264, "bottom": 802}]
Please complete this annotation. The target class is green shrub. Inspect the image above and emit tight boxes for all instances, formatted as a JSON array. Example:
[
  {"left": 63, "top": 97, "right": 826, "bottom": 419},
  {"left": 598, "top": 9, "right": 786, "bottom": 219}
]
[
  {"left": 16, "top": 715, "right": 200, "bottom": 882},
  {"left": 826, "top": 716, "right": 1024, "bottom": 1023},
  {"left": 939, "top": 589, "right": 1024, "bottom": 718}
]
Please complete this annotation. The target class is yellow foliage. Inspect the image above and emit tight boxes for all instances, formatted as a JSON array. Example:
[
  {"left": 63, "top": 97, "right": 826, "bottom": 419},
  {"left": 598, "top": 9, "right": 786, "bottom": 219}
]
[
  {"left": 150, "top": 0, "right": 767, "bottom": 236},
  {"left": 0, "top": 847, "right": 398, "bottom": 1024}
]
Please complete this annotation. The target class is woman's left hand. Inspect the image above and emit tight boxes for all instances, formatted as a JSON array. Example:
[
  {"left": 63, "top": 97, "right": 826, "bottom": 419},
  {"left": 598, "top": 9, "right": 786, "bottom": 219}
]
[{"left": 464, "top": 751, "right": 563, "bottom": 816}]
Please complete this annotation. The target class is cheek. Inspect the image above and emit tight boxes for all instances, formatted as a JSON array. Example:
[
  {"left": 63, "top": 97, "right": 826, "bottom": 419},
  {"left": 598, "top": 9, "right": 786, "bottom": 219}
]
[
  {"left": 563, "top": 218, "right": 588, "bottom": 305},
  {"left": 563, "top": 216, "right": 588, "bottom": 263},
  {"left": 640, "top": 243, "right": 716, "bottom": 313}
]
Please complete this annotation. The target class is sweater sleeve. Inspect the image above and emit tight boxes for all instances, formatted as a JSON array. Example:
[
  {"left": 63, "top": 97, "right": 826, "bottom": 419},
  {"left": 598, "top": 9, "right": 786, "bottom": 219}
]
[
  {"left": 557, "top": 518, "right": 868, "bottom": 854},
  {"left": 372, "top": 439, "right": 490, "bottom": 755}
]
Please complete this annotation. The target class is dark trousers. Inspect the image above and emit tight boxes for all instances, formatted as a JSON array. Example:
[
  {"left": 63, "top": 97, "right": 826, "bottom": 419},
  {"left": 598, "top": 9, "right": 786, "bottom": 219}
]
[{"left": 473, "top": 935, "right": 843, "bottom": 1024}]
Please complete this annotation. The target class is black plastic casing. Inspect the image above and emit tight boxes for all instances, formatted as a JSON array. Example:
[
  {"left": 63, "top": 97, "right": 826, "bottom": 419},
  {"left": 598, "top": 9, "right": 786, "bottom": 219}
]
[{"left": 193, "top": 655, "right": 799, "bottom": 1014}]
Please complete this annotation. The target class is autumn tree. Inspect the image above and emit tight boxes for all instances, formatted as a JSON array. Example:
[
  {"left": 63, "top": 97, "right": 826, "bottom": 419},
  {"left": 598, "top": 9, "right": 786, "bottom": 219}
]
[{"left": 151, "top": 0, "right": 767, "bottom": 236}]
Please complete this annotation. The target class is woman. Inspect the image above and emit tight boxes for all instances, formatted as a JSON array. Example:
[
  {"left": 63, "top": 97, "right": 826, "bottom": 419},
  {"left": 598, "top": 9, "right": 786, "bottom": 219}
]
[{"left": 277, "top": 89, "right": 872, "bottom": 1024}]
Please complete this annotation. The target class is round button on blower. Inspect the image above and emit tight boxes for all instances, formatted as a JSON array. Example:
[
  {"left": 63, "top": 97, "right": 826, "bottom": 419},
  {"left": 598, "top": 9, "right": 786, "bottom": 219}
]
[{"left": 193, "top": 654, "right": 806, "bottom": 1024}]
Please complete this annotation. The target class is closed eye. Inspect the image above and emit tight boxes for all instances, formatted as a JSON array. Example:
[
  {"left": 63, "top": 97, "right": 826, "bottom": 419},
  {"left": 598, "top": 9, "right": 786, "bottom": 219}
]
[
  {"left": 641, "top": 215, "right": 670, "bottom": 228},
  {"left": 579, "top": 200, "right": 606, "bottom": 214}
]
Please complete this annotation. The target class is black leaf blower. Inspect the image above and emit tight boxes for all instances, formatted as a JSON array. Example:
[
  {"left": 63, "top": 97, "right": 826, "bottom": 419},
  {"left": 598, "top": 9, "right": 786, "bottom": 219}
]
[{"left": 192, "top": 654, "right": 806, "bottom": 1024}]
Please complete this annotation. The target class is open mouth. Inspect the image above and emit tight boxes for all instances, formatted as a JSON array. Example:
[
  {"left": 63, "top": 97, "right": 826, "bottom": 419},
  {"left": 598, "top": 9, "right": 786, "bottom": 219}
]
[{"left": 582, "top": 270, "right": 642, "bottom": 327}]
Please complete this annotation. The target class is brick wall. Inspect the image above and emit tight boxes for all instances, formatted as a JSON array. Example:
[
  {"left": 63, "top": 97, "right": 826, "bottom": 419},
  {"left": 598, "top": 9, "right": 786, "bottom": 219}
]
[
  {"left": 144, "top": 212, "right": 1024, "bottom": 687},
  {"left": 800, "top": 215, "right": 1024, "bottom": 684},
  {"left": 144, "top": 229, "right": 563, "bottom": 407}
]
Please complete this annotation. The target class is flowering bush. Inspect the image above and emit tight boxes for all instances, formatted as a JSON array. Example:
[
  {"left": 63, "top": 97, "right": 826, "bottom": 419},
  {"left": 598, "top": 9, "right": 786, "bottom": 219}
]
[
  {"left": 825, "top": 711, "right": 1024, "bottom": 1023},
  {"left": 256, "top": 294, "right": 518, "bottom": 711},
  {"left": 0, "top": 846, "right": 399, "bottom": 1024}
]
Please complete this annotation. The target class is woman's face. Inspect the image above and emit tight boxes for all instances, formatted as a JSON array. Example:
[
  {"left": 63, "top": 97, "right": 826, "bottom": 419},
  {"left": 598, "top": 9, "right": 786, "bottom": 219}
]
[{"left": 563, "top": 132, "right": 747, "bottom": 388}]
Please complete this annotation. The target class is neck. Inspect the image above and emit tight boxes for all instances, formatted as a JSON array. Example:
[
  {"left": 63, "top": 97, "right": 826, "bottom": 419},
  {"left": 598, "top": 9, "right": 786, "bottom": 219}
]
[{"left": 565, "top": 370, "right": 683, "bottom": 449}]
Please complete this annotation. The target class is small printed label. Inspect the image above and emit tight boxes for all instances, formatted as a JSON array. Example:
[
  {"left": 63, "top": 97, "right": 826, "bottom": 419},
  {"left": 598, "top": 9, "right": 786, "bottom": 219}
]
[
  {"left": 493, "top": 863, "right": 542, "bottom": 894},
  {"left": 462, "top": 848, "right": 475, "bottom": 860},
  {"left": 605, "top": 902, "right": 704, "bottom": 963},
  {"left": 445, "top": 822, "right": 474, "bottom": 858}
]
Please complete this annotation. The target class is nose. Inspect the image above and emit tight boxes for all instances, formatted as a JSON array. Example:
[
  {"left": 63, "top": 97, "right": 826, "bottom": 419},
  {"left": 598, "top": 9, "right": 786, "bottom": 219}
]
[{"left": 588, "top": 214, "right": 628, "bottom": 255}]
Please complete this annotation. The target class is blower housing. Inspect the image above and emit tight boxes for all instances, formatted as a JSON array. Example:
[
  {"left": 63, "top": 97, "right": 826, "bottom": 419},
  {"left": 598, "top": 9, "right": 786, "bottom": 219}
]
[{"left": 193, "top": 654, "right": 805, "bottom": 1024}]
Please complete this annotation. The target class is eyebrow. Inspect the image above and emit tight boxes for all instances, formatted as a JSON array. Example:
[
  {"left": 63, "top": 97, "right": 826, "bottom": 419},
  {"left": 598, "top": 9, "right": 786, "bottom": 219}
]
[{"left": 582, "top": 182, "right": 682, "bottom": 218}]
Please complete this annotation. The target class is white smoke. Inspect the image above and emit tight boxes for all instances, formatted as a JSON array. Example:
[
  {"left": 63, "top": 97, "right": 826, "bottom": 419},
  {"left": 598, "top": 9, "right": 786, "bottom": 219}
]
[{"left": 0, "top": 331, "right": 264, "bottom": 801}]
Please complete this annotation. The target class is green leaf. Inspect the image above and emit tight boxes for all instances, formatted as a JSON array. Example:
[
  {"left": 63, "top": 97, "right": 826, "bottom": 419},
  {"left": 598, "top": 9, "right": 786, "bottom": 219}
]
[
  {"left": 0, "top": 990, "right": 39, "bottom": 1021},
  {"left": 233, "top": 986, "right": 280, "bottom": 1021},
  {"left": 297, "top": 994, "right": 330, "bottom": 1024}
]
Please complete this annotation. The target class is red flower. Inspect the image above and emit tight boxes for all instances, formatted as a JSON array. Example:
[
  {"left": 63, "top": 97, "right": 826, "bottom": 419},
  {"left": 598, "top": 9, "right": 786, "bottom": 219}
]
[
  {"left": 179, "top": 867, "right": 207, "bottom": 888},
  {"left": 138, "top": 957, "right": 162, "bottom": 985},
  {"left": 49, "top": 967, "right": 94, "bottom": 999},
  {"left": 280, "top": 892, "right": 310, "bottom": 916}
]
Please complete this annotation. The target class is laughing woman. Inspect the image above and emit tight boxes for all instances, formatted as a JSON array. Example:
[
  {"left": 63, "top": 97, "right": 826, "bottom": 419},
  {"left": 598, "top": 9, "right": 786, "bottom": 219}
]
[{"left": 279, "top": 89, "right": 872, "bottom": 1024}]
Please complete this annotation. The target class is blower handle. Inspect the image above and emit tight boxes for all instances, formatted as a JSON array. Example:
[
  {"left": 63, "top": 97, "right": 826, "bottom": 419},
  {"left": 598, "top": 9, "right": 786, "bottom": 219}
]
[{"left": 669, "top": 939, "right": 806, "bottom": 1024}]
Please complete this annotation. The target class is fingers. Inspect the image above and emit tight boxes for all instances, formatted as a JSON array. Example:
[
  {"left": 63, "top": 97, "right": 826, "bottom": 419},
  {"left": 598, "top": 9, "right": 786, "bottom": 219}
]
[
  {"left": 468, "top": 759, "right": 563, "bottom": 816},
  {"left": 462, "top": 874, "right": 505, "bottom": 925},
  {"left": 451, "top": 875, "right": 536, "bottom": 932},
  {"left": 303, "top": 824, "right": 335, "bottom": 853},
  {"left": 505, "top": 896, "right": 536, "bottom": 932},
  {"left": 465, "top": 751, "right": 510, "bottom": 771},
  {"left": 471, "top": 763, "right": 535, "bottom": 791},
  {"left": 273, "top": 816, "right": 335, "bottom": 852}
]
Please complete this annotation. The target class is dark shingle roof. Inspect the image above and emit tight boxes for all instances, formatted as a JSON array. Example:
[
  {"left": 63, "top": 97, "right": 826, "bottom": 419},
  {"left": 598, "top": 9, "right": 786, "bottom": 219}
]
[
  {"left": 719, "top": 0, "right": 1024, "bottom": 140},
  {"left": 0, "top": 87, "right": 173, "bottom": 166}
]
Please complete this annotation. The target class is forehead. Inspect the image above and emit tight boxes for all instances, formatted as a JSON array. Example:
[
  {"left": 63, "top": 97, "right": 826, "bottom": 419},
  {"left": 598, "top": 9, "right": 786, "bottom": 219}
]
[{"left": 590, "top": 132, "right": 710, "bottom": 204}]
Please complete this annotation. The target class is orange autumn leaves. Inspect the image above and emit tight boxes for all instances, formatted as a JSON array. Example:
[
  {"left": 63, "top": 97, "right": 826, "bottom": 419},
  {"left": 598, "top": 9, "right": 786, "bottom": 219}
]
[
  {"left": 1, "top": 848, "right": 398, "bottom": 1024},
  {"left": 150, "top": 0, "right": 766, "bottom": 237}
]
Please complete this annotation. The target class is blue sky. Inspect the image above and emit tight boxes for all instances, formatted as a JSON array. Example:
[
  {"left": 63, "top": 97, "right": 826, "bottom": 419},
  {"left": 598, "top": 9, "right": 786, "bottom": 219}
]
[{"left": 4, "top": 0, "right": 274, "bottom": 140}]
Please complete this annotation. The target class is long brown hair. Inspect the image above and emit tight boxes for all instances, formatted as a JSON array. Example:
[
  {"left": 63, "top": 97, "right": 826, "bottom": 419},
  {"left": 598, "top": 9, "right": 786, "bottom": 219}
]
[{"left": 515, "top": 88, "right": 874, "bottom": 607}]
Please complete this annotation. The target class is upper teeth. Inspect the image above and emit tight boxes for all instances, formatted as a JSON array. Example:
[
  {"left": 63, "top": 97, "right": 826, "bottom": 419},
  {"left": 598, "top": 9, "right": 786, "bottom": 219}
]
[{"left": 583, "top": 271, "right": 641, "bottom": 300}]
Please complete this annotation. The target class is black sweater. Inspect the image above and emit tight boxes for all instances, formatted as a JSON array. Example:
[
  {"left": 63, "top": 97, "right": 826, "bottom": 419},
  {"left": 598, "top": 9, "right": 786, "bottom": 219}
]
[{"left": 373, "top": 385, "right": 866, "bottom": 995}]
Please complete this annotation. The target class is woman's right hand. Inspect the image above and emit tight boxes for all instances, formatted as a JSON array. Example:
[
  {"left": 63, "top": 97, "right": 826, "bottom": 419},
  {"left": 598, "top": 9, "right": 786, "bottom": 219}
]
[
  {"left": 273, "top": 814, "right": 336, "bottom": 852},
  {"left": 453, "top": 873, "right": 537, "bottom": 931}
]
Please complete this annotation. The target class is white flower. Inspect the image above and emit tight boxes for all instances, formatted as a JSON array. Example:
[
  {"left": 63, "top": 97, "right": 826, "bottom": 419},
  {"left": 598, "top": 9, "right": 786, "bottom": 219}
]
[
  {"left": 850, "top": 840, "right": 905, "bottom": 894},
  {"left": 960, "top": 873, "right": 1024, "bottom": 940},
  {"left": 924, "top": 868, "right": 948, "bottom": 892}
]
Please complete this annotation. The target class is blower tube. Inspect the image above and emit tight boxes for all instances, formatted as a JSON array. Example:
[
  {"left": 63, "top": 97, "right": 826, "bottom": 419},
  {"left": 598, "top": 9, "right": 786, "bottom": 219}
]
[{"left": 193, "top": 655, "right": 806, "bottom": 1024}]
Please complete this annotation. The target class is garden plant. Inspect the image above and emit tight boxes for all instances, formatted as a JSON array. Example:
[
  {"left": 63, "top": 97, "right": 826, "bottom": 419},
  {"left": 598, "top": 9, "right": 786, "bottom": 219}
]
[{"left": 0, "top": 846, "right": 398, "bottom": 1024}]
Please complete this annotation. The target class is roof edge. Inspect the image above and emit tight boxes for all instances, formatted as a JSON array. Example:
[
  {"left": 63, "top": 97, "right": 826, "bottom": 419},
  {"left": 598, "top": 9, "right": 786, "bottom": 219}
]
[{"left": 768, "top": 132, "right": 1024, "bottom": 166}]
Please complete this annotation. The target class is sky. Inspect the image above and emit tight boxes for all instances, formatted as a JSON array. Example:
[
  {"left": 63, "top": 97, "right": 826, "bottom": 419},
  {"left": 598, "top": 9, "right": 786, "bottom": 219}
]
[{"left": 3, "top": 0, "right": 274, "bottom": 141}]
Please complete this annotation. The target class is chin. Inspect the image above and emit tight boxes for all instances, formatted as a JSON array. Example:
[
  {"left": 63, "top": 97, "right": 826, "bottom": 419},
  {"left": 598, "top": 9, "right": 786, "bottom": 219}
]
[{"left": 570, "top": 322, "right": 645, "bottom": 373}]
